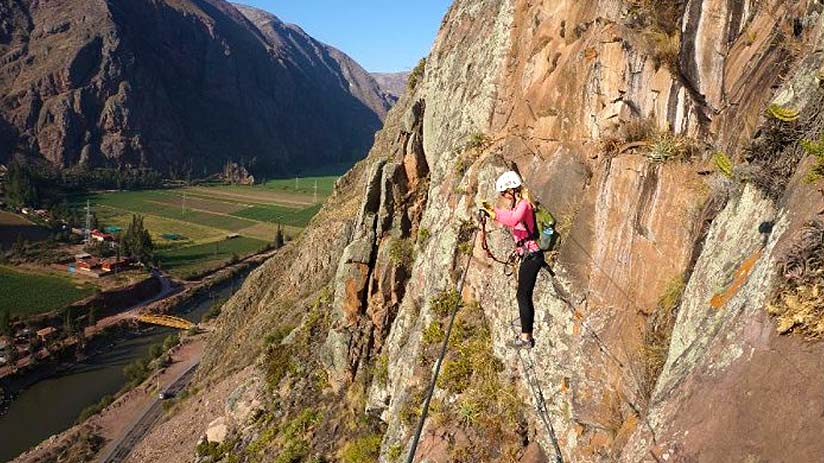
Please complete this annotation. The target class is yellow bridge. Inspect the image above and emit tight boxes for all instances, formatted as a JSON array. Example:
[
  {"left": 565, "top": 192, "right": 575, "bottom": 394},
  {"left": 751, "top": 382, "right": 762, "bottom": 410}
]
[{"left": 136, "top": 314, "right": 195, "bottom": 330}]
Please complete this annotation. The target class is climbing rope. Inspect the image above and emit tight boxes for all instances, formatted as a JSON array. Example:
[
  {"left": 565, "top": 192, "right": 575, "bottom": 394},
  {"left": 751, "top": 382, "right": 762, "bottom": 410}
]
[
  {"left": 479, "top": 214, "right": 519, "bottom": 276},
  {"left": 405, "top": 218, "right": 481, "bottom": 463}
]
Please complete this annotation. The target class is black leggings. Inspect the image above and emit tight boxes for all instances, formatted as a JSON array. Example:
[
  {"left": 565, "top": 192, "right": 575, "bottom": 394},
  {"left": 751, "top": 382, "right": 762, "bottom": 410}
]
[{"left": 517, "top": 252, "right": 544, "bottom": 335}]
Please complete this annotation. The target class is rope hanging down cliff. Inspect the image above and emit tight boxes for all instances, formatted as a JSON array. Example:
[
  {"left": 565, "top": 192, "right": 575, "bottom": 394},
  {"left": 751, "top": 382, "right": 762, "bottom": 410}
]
[{"left": 513, "top": 324, "right": 565, "bottom": 463}]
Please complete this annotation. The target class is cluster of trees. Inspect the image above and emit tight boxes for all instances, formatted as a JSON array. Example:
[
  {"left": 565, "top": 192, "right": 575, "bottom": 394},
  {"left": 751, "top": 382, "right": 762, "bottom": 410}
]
[
  {"left": 274, "top": 223, "right": 285, "bottom": 248},
  {"left": 4, "top": 160, "right": 40, "bottom": 208},
  {"left": 121, "top": 215, "right": 155, "bottom": 264},
  {"left": 2, "top": 160, "right": 165, "bottom": 210},
  {"left": 58, "top": 168, "right": 163, "bottom": 191},
  {"left": 123, "top": 333, "right": 178, "bottom": 387}
]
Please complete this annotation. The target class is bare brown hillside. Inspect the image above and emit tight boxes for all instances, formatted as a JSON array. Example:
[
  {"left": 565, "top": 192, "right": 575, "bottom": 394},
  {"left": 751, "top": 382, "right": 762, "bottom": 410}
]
[{"left": 0, "top": 0, "right": 392, "bottom": 175}]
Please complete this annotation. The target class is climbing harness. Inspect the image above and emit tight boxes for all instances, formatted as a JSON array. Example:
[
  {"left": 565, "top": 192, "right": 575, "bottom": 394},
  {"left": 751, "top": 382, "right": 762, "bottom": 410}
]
[{"left": 405, "top": 217, "right": 481, "bottom": 463}]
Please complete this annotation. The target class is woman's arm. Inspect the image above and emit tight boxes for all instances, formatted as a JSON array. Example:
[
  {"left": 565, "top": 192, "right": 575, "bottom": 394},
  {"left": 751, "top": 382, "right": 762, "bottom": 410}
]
[{"left": 494, "top": 199, "right": 530, "bottom": 227}]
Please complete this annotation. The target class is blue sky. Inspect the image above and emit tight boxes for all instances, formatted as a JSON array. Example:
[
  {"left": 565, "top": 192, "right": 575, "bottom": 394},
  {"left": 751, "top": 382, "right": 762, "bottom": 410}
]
[{"left": 238, "top": 1, "right": 453, "bottom": 72}]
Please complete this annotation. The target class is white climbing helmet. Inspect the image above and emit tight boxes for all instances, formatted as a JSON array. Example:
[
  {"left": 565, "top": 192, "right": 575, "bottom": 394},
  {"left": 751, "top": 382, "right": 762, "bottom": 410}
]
[{"left": 495, "top": 170, "right": 523, "bottom": 192}]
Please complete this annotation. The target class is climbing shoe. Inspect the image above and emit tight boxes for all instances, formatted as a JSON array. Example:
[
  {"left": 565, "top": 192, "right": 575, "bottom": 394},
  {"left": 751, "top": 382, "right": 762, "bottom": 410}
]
[{"left": 507, "top": 337, "right": 535, "bottom": 349}]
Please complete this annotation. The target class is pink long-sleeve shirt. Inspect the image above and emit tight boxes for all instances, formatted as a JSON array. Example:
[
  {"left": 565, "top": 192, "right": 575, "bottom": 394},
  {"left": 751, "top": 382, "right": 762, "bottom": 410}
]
[{"left": 494, "top": 199, "right": 540, "bottom": 255}]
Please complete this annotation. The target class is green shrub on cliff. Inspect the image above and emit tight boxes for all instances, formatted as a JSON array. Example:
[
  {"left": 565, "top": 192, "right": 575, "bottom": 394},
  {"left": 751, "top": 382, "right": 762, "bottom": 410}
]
[
  {"left": 766, "top": 103, "right": 800, "bottom": 122},
  {"left": 340, "top": 434, "right": 382, "bottom": 463},
  {"left": 456, "top": 219, "right": 477, "bottom": 255},
  {"left": 464, "top": 133, "right": 490, "bottom": 152},
  {"left": 417, "top": 227, "right": 431, "bottom": 243},
  {"left": 645, "top": 131, "right": 698, "bottom": 162},
  {"left": 389, "top": 238, "right": 415, "bottom": 269},
  {"left": 196, "top": 438, "right": 240, "bottom": 462},
  {"left": 407, "top": 58, "right": 427, "bottom": 91},
  {"left": 454, "top": 132, "right": 490, "bottom": 178},
  {"left": 800, "top": 137, "right": 824, "bottom": 184},
  {"left": 386, "top": 443, "right": 404, "bottom": 462},
  {"left": 713, "top": 152, "right": 734, "bottom": 178},
  {"left": 422, "top": 319, "right": 445, "bottom": 346},
  {"left": 430, "top": 289, "right": 462, "bottom": 318},
  {"left": 373, "top": 353, "right": 389, "bottom": 386}
]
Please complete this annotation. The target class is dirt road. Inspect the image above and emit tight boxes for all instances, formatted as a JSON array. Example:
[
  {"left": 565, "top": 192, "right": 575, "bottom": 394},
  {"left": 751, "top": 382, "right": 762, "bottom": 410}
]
[{"left": 97, "top": 360, "right": 200, "bottom": 463}]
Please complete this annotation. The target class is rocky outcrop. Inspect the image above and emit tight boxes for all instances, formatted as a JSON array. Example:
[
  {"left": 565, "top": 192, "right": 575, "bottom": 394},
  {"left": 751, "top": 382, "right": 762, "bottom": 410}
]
[
  {"left": 221, "top": 161, "right": 255, "bottom": 185},
  {"left": 86, "top": 0, "right": 824, "bottom": 462},
  {"left": 0, "top": 0, "right": 391, "bottom": 175},
  {"left": 371, "top": 72, "right": 410, "bottom": 101}
]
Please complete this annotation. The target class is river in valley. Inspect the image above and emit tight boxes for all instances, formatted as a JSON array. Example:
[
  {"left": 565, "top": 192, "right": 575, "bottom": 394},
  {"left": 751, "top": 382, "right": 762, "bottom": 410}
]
[{"left": 0, "top": 275, "right": 245, "bottom": 462}]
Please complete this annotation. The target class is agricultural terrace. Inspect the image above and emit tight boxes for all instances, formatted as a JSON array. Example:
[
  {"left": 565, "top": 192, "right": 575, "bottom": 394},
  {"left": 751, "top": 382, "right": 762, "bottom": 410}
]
[{"left": 0, "top": 266, "right": 97, "bottom": 317}]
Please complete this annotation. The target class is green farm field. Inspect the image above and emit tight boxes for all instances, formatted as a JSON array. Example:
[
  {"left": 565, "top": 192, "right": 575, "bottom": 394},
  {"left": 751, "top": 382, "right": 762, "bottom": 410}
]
[
  {"left": 97, "top": 211, "right": 224, "bottom": 248},
  {"left": 157, "top": 236, "right": 269, "bottom": 278},
  {"left": 232, "top": 204, "right": 322, "bottom": 228},
  {"left": 260, "top": 176, "right": 337, "bottom": 195},
  {"left": 0, "top": 266, "right": 97, "bottom": 317},
  {"left": 81, "top": 190, "right": 258, "bottom": 232},
  {"left": 74, "top": 177, "right": 335, "bottom": 277},
  {"left": 184, "top": 176, "right": 337, "bottom": 206}
]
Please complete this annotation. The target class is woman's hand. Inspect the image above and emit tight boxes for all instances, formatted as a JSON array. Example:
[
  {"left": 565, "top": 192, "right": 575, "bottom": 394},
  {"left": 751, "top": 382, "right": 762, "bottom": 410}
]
[
  {"left": 521, "top": 188, "right": 533, "bottom": 204},
  {"left": 480, "top": 201, "right": 496, "bottom": 220}
]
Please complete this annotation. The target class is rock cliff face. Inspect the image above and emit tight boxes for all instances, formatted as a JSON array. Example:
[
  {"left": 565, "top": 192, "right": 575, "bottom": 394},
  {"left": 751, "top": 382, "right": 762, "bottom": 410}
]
[
  {"left": 0, "top": 0, "right": 392, "bottom": 175},
  {"left": 78, "top": 0, "right": 824, "bottom": 461}
]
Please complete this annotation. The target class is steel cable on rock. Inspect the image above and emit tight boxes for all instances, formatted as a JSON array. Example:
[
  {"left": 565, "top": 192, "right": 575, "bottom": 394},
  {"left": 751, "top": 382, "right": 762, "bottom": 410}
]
[
  {"left": 537, "top": 233, "right": 662, "bottom": 445},
  {"left": 404, "top": 221, "right": 480, "bottom": 463},
  {"left": 482, "top": 214, "right": 661, "bottom": 447},
  {"left": 406, "top": 211, "right": 661, "bottom": 462},
  {"left": 504, "top": 314, "right": 564, "bottom": 462},
  {"left": 483, "top": 211, "right": 566, "bottom": 463}
]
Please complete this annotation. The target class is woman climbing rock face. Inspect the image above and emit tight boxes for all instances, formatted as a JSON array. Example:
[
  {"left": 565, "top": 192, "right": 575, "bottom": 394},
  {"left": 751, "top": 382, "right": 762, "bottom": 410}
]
[{"left": 480, "top": 170, "right": 544, "bottom": 349}]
